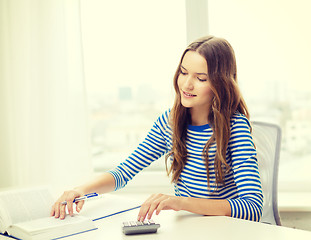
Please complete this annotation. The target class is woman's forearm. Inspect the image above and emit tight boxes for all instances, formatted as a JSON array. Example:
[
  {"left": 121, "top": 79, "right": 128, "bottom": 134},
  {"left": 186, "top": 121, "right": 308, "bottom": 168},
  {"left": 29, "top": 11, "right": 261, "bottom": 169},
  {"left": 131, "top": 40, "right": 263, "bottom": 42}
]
[
  {"left": 138, "top": 194, "right": 231, "bottom": 221},
  {"left": 180, "top": 197, "right": 231, "bottom": 217}
]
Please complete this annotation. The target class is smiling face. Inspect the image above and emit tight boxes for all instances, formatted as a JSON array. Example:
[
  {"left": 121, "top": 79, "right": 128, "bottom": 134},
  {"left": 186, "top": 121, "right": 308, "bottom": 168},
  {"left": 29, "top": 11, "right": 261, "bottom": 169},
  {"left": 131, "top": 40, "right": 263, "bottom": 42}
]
[{"left": 177, "top": 50, "right": 214, "bottom": 120}]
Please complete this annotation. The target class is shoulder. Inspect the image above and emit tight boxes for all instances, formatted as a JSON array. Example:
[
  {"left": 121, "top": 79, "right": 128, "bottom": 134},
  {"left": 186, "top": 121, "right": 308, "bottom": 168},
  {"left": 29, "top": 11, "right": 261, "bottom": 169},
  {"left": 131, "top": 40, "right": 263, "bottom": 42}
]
[
  {"left": 155, "top": 108, "right": 171, "bottom": 124},
  {"left": 228, "top": 112, "right": 255, "bottom": 150},
  {"left": 229, "top": 112, "right": 252, "bottom": 136},
  {"left": 230, "top": 112, "right": 250, "bottom": 127},
  {"left": 159, "top": 108, "right": 171, "bottom": 121},
  {"left": 154, "top": 108, "right": 172, "bottom": 132}
]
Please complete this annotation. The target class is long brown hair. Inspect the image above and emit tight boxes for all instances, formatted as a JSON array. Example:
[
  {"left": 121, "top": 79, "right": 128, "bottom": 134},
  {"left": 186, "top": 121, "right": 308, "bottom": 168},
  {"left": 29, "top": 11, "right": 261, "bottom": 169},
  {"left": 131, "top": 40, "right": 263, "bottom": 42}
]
[{"left": 166, "top": 36, "right": 249, "bottom": 186}]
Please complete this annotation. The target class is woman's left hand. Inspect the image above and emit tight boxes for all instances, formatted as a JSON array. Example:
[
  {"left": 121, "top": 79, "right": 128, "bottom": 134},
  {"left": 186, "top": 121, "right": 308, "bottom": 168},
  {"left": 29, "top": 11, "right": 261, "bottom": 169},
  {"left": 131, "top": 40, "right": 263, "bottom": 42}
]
[{"left": 137, "top": 193, "right": 184, "bottom": 221}]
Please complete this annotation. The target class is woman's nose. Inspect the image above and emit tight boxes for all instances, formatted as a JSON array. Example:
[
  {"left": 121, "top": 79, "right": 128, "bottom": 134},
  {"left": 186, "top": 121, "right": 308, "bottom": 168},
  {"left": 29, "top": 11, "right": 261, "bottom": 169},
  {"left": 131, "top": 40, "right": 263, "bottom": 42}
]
[{"left": 184, "top": 76, "right": 194, "bottom": 90}]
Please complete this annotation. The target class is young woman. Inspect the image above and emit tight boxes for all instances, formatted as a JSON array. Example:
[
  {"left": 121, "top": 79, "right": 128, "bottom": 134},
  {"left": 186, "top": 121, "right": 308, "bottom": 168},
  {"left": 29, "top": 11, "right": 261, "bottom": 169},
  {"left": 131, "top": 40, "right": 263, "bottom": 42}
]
[{"left": 51, "top": 36, "right": 263, "bottom": 222}]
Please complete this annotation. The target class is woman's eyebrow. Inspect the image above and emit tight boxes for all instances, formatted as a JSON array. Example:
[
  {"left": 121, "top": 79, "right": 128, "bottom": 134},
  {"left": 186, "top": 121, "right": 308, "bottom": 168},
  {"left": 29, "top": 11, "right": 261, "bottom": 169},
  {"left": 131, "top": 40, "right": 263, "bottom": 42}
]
[
  {"left": 180, "top": 65, "right": 187, "bottom": 71},
  {"left": 181, "top": 65, "right": 207, "bottom": 75}
]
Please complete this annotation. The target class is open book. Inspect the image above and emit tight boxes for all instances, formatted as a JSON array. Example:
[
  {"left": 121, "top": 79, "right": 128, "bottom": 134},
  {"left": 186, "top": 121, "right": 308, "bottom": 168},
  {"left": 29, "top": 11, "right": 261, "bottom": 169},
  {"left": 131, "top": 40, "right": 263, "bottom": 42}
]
[
  {"left": 0, "top": 188, "right": 142, "bottom": 240},
  {"left": 0, "top": 187, "right": 96, "bottom": 240}
]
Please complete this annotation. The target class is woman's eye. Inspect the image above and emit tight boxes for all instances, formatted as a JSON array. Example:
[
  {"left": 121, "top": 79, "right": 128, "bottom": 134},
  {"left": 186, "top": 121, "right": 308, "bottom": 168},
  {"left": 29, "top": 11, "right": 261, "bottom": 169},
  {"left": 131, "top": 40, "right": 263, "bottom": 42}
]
[
  {"left": 198, "top": 77, "right": 207, "bottom": 82},
  {"left": 180, "top": 71, "right": 187, "bottom": 75}
]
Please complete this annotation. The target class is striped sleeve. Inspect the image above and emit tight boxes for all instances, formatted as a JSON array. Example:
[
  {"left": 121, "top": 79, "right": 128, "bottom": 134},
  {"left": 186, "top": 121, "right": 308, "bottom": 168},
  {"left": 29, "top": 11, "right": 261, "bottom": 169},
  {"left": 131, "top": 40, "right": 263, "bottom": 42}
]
[
  {"left": 227, "top": 115, "right": 264, "bottom": 222},
  {"left": 108, "top": 111, "right": 170, "bottom": 190}
]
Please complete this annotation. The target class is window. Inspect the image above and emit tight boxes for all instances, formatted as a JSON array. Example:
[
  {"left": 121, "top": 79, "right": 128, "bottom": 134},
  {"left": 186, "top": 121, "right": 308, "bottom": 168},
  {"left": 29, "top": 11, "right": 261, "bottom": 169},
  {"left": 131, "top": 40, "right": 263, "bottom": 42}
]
[
  {"left": 80, "top": 0, "right": 187, "bottom": 173},
  {"left": 207, "top": 0, "right": 311, "bottom": 192},
  {"left": 81, "top": 0, "right": 311, "bottom": 194}
]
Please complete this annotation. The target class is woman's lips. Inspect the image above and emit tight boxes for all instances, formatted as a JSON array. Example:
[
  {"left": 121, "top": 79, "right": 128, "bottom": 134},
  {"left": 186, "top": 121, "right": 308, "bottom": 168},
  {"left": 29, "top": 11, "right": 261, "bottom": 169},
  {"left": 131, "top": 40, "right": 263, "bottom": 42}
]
[{"left": 182, "top": 90, "right": 196, "bottom": 98}]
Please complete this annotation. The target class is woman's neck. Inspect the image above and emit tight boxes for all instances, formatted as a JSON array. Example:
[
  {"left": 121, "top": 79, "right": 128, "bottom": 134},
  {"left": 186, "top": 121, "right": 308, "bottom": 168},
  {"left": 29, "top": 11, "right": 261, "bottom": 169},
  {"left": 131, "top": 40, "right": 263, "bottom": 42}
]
[{"left": 190, "top": 108, "right": 209, "bottom": 126}]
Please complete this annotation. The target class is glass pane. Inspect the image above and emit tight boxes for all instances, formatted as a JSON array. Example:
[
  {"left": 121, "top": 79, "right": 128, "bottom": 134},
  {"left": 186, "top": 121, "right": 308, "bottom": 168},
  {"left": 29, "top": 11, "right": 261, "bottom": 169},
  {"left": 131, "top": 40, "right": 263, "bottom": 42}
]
[
  {"left": 208, "top": 0, "right": 311, "bottom": 191},
  {"left": 80, "top": 0, "right": 187, "bottom": 171}
]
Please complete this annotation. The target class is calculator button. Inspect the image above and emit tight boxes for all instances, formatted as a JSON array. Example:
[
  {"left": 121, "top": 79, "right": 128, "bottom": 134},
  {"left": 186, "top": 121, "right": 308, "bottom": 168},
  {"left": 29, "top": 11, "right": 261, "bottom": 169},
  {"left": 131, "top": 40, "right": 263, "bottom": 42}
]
[
  {"left": 122, "top": 219, "right": 160, "bottom": 235},
  {"left": 130, "top": 221, "right": 137, "bottom": 226}
]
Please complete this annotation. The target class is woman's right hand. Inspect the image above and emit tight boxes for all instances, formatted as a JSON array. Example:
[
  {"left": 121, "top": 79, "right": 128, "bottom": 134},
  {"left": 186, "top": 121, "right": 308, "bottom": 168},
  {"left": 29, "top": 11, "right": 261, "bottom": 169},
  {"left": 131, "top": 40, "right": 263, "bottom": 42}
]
[{"left": 50, "top": 188, "right": 85, "bottom": 220}]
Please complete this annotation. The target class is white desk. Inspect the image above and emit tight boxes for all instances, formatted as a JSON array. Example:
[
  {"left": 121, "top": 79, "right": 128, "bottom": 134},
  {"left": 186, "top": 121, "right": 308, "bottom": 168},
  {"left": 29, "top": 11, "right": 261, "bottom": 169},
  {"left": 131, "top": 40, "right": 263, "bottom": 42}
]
[
  {"left": 66, "top": 206, "right": 311, "bottom": 240},
  {"left": 1, "top": 193, "right": 310, "bottom": 240}
]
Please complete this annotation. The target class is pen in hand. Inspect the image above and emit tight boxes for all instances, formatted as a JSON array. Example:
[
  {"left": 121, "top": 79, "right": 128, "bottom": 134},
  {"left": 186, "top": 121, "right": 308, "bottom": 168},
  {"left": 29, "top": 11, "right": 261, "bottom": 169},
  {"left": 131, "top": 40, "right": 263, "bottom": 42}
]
[{"left": 61, "top": 192, "right": 103, "bottom": 205}]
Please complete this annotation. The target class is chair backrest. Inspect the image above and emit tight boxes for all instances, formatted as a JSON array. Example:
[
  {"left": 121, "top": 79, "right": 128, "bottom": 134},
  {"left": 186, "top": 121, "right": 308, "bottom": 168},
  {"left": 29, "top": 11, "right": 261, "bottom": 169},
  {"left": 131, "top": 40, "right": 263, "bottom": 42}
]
[{"left": 251, "top": 121, "right": 282, "bottom": 225}]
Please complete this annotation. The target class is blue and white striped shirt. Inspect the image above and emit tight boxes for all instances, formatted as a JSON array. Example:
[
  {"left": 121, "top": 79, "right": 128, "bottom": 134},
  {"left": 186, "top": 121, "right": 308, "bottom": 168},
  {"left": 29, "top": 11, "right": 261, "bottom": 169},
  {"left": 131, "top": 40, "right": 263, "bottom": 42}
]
[{"left": 108, "top": 110, "right": 263, "bottom": 221}]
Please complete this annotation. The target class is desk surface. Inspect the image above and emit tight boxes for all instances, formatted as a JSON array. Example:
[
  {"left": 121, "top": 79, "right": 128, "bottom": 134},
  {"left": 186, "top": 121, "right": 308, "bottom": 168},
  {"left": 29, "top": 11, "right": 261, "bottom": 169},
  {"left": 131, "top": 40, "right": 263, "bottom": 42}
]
[
  {"left": 1, "top": 193, "right": 310, "bottom": 240},
  {"left": 68, "top": 205, "right": 311, "bottom": 240}
]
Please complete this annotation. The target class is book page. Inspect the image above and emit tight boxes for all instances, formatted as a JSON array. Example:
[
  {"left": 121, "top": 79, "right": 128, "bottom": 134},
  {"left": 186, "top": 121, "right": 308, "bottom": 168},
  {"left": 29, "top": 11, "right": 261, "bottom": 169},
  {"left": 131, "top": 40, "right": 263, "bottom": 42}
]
[
  {"left": 8, "top": 215, "right": 96, "bottom": 240},
  {"left": 0, "top": 187, "right": 54, "bottom": 227},
  {"left": 10, "top": 215, "right": 90, "bottom": 234}
]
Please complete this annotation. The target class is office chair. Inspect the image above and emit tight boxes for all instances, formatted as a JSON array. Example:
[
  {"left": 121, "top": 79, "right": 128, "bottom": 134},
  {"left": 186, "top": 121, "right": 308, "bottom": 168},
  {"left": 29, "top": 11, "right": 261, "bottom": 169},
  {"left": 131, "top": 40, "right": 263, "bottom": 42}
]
[{"left": 251, "top": 121, "right": 282, "bottom": 225}]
